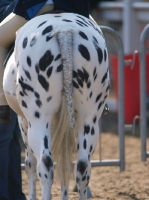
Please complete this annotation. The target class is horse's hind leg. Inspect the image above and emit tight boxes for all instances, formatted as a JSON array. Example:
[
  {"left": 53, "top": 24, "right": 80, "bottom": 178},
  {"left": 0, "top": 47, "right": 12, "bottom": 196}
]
[
  {"left": 74, "top": 115, "right": 100, "bottom": 200},
  {"left": 26, "top": 119, "right": 54, "bottom": 200},
  {"left": 18, "top": 116, "right": 37, "bottom": 200},
  {"left": 60, "top": 186, "right": 69, "bottom": 200}
]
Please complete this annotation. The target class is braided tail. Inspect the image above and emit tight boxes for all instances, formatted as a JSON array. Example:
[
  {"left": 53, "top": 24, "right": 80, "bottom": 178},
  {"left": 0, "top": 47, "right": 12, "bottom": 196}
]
[
  {"left": 52, "top": 31, "right": 76, "bottom": 186},
  {"left": 57, "top": 31, "right": 75, "bottom": 128}
]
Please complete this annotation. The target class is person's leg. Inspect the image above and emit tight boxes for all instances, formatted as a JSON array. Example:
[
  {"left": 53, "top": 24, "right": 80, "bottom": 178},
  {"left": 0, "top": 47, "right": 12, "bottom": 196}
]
[
  {"left": 0, "top": 111, "right": 14, "bottom": 200},
  {"left": 8, "top": 110, "right": 26, "bottom": 200},
  {"left": 0, "top": 13, "right": 27, "bottom": 124},
  {"left": 0, "top": 144, "right": 9, "bottom": 200},
  {"left": 35, "top": 4, "right": 54, "bottom": 16}
]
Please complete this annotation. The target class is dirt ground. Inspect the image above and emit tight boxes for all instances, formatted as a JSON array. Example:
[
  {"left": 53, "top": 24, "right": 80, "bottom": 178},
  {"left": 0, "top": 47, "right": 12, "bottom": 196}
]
[{"left": 21, "top": 112, "right": 149, "bottom": 200}]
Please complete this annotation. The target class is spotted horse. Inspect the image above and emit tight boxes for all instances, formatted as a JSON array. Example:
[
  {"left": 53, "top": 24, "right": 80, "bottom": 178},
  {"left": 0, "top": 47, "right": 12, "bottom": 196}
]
[{"left": 3, "top": 13, "right": 110, "bottom": 200}]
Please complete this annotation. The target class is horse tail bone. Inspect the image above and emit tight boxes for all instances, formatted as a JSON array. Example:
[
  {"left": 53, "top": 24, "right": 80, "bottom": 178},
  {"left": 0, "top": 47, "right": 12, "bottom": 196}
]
[
  {"left": 57, "top": 31, "right": 75, "bottom": 128},
  {"left": 51, "top": 31, "right": 76, "bottom": 186}
]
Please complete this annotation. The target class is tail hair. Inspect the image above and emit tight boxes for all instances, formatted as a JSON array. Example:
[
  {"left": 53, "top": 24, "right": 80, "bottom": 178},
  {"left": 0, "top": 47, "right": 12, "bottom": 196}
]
[{"left": 51, "top": 31, "right": 76, "bottom": 186}]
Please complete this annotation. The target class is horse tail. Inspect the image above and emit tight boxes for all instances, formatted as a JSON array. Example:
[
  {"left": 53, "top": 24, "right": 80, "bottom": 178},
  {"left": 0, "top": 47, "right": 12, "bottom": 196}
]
[
  {"left": 51, "top": 31, "right": 76, "bottom": 186},
  {"left": 58, "top": 31, "right": 75, "bottom": 128}
]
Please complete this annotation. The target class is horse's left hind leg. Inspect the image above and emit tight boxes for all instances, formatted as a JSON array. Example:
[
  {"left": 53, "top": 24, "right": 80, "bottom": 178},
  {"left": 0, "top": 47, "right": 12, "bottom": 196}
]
[
  {"left": 18, "top": 116, "right": 37, "bottom": 200},
  {"left": 26, "top": 120, "right": 54, "bottom": 200}
]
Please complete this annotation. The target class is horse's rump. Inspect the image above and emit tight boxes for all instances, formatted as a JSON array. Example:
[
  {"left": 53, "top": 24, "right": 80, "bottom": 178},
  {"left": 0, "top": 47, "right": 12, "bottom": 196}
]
[{"left": 3, "top": 12, "right": 110, "bottom": 199}]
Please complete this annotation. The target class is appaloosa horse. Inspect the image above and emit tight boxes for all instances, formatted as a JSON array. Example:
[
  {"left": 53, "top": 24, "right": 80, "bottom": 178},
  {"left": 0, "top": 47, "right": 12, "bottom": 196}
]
[{"left": 3, "top": 13, "right": 110, "bottom": 200}]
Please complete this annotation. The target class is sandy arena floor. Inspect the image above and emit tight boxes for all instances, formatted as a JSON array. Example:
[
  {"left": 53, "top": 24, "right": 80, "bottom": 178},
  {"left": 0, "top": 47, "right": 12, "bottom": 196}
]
[{"left": 21, "top": 112, "right": 149, "bottom": 200}]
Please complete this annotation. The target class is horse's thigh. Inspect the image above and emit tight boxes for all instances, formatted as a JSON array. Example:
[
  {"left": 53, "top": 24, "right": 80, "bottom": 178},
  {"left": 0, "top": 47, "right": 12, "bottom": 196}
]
[{"left": 5, "top": 92, "right": 25, "bottom": 118}]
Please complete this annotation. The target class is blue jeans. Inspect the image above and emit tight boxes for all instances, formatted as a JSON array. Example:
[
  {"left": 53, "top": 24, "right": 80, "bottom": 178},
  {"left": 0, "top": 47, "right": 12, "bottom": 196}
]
[{"left": 0, "top": 109, "right": 26, "bottom": 200}]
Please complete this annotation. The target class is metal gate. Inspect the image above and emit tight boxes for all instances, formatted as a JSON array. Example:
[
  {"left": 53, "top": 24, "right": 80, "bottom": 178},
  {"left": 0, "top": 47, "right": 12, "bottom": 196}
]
[{"left": 139, "top": 23, "right": 149, "bottom": 161}]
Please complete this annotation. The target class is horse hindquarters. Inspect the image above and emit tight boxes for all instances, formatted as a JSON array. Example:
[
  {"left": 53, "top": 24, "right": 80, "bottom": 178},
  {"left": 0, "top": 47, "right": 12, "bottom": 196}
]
[{"left": 3, "top": 13, "right": 110, "bottom": 200}]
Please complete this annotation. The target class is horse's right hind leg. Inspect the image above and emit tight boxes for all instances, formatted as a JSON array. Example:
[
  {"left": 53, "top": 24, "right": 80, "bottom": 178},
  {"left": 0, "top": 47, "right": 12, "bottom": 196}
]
[
  {"left": 18, "top": 116, "right": 37, "bottom": 200},
  {"left": 74, "top": 114, "right": 101, "bottom": 200}
]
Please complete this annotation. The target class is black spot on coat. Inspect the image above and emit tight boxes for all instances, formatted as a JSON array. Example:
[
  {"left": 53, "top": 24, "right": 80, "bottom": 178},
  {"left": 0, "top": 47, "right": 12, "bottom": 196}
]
[
  {"left": 96, "top": 93, "right": 102, "bottom": 103},
  {"left": 93, "top": 40, "right": 103, "bottom": 64},
  {"left": 20, "top": 91, "right": 24, "bottom": 96},
  {"left": 82, "top": 176, "right": 86, "bottom": 181},
  {"left": 83, "top": 139, "right": 87, "bottom": 149},
  {"left": 19, "top": 79, "right": 34, "bottom": 92},
  {"left": 27, "top": 56, "right": 31, "bottom": 67},
  {"left": 77, "top": 69, "right": 84, "bottom": 82},
  {"left": 35, "top": 111, "right": 40, "bottom": 118},
  {"left": 45, "top": 174, "right": 48, "bottom": 178},
  {"left": 42, "top": 25, "right": 53, "bottom": 35},
  {"left": 87, "top": 81, "right": 91, "bottom": 88},
  {"left": 90, "top": 145, "right": 93, "bottom": 152},
  {"left": 23, "top": 37, "right": 28, "bottom": 48},
  {"left": 106, "top": 84, "right": 110, "bottom": 92},
  {"left": 34, "top": 91, "right": 40, "bottom": 99},
  {"left": 93, "top": 36, "right": 98, "bottom": 44},
  {"left": 21, "top": 76, "right": 24, "bottom": 81},
  {"left": 39, "top": 50, "right": 54, "bottom": 71},
  {"left": 79, "top": 31, "right": 88, "bottom": 40},
  {"left": 38, "top": 74, "right": 49, "bottom": 91},
  {"left": 46, "top": 35, "right": 53, "bottom": 41},
  {"left": 93, "top": 116, "right": 97, "bottom": 123},
  {"left": 104, "top": 49, "right": 107, "bottom": 61},
  {"left": 93, "top": 67, "right": 96, "bottom": 77},
  {"left": 96, "top": 46, "right": 103, "bottom": 64},
  {"left": 101, "top": 72, "right": 107, "bottom": 84},
  {"left": 64, "top": 190, "right": 67, "bottom": 196},
  {"left": 91, "top": 127, "right": 95, "bottom": 135},
  {"left": 47, "top": 66, "right": 53, "bottom": 78},
  {"left": 73, "top": 70, "right": 78, "bottom": 78},
  {"left": 76, "top": 20, "right": 88, "bottom": 27},
  {"left": 62, "top": 19, "right": 72, "bottom": 22},
  {"left": 47, "top": 96, "right": 52, "bottom": 102},
  {"left": 55, "top": 54, "right": 61, "bottom": 61},
  {"left": 77, "top": 160, "right": 87, "bottom": 175},
  {"left": 98, "top": 101, "right": 103, "bottom": 110},
  {"left": 44, "top": 136, "right": 48, "bottom": 149},
  {"left": 24, "top": 70, "right": 31, "bottom": 80},
  {"left": 37, "top": 21, "right": 47, "bottom": 28},
  {"left": 36, "top": 100, "right": 42, "bottom": 108},
  {"left": 78, "top": 44, "right": 90, "bottom": 61},
  {"left": 77, "top": 77, "right": 83, "bottom": 88},
  {"left": 94, "top": 74, "right": 97, "bottom": 81},
  {"left": 35, "top": 64, "right": 39, "bottom": 74},
  {"left": 89, "top": 91, "right": 92, "bottom": 98},
  {"left": 73, "top": 80, "right": 79, "bottom": 89},
  {"left": 42, "top": 155, "right": 53, "bottom": 171},
  {"left": 84, "top": 125, "right": 90, "bottom": 134},
  {"left": 22, "top": 100, "right": 27, "bottom": 108},
  {"left": 83, "top": 68, "right": 89, "bottom": 83},
  {"left": 56, "top": 64, "right": 63, "bottom": 72}
]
